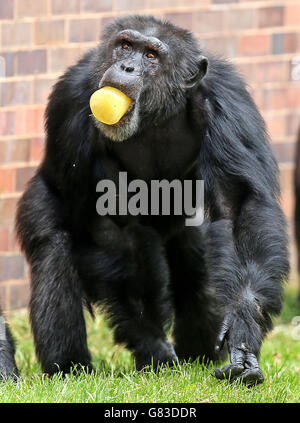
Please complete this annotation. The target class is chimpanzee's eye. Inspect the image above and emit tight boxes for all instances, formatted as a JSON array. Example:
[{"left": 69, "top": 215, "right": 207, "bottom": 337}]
[
  {"left": 145, "top": 50, "right": 157, "bottom": 60},
  {"left": 121, "top": 41, "right": 132, "bottom": 51}
]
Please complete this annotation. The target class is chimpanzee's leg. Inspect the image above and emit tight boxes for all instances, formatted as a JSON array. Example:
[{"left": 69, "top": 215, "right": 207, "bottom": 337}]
[
  {"left": 167, "top": 227, "right": 224, "bottom": 364},
  {"left": 77, "top": 218, "right": 177, "bottom": 370},
  {"left": 295, "top": 198, "right": 300, "bottom": 304},
  {"left": 16, "top": 175, "right": 91, "bottom": 375},
  {"left": 0, "top": 314, "right": 19, "bottom": 380}
]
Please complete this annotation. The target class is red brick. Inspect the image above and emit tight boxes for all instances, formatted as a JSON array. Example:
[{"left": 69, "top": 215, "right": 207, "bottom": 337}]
[
  {"left": 272, "top": 33, "right": 298, "bottom": 55},
  {"left": 285, "top": 5, "right": 300, "bottom": 26},
  {"left": 280, "top": 167, "right": 294, "bottom": 219},
  {"left": 287, "top": 85, "right": 300, "bottom": 108},
  {"left": 272, "top": 142, "right": 295, "bottom": 164},
  {"left": 69, "top": 19, "right": 100, "bottom": 43},
  {"left": 165, "top": 13, "right": 193, "bottom": 32},
  {"left": 35, "top": 107, "right": 46, "bottom": 134},
  {"left": 14, "top": 107, "right": 45, "bottom": 136},
  {"left": 150, "top": 0, "right": 179, "bottom": 6},
  {"left": 0, "top": 139, "right": 30, "bottom": 164},
  {"left": 17, "top": 50, "right": 47, "bottom": 75},
  {"left": 82, "top": 0, "right": 112, "bottom": 12},
  {"left": 0, "top": 225, "right": 19, "bottom": 252},
  {"left": 0, "top": 52, "right": 17, "bottom": 77},
  {"left": 16, "top": 0, "right": 48, "bottom": 17},
  {"left": 0, "top": 168, "right": 15, "bottom": 193},
  {"left": 226, "top": 9, "right": 255, "bottom": 30},
  {"left": 0, "top": 227, "right": 10, "bottom": 251},
  {"left": 258, "top": 7, "right": 284, "bottom": 28},
  {"left": 9, "top": 283, "right": 30, "bottom": 309},
  {"left": 33, "top": 78, "right": 55, "bottom": 104},
  {"left": 286, "top": 112, "right": 300, "bottom": 137},
  {"left": 201, "top": 36, "right": 238, "bottom": 58},
  {"left": 0, "top": 111, "right": 15, "bottom": 136},
  {"left": 285, "top": 33, "right": 299, "bottom": 53},
  {"left": 212, "top": 0, "right": 237, "bottom": 3},
  {"left": 30, "top": 137, "right": 45, "bottom": 161},
  {"left": 262, "top": 88, "right": 288, "bottom": 110},
  {"left": 284, "top": 34, "right": 300, "bottom": 53},
  {"left": 0, "top": 0, "right": 14, "bottom": 19},
  {"left": 240, "top": 34, "right": 271, "bottom": 56},
  {"left": 1, "top": 22, "right": 32, "bottom": 47},
  {"left": 13, "top": 110, "right": 29, "bottom": 136},
  {"left": 116, "top": 0, "right": 147, "bottom": 10},
  {"left": 195, "top": 11, "right": 224, "bottom": 34},
  {"left": 34, "top": 20, "right": 65, "bottom": 46},
  {"left": 0, "top": 80, "right": 32, "bottom": 107},
  {"left": 0, "top": 197, "right": 18, "bottom": 224},
  {"left": 0, "top": 225, "right": 20, "bottom": 252},
  {"left": 51, "top": 0, "right": 80, "bottom": 14},
  {"left": 16, "top": 166, "right": 36, "bottom": 192},
  {"left": 264, "top": 114, "right": 286, "bottom": 139},
  {"left": 50, "top": 47, "right": 81, "bottom": 73},
  {"left": 237, "top": 61, "right": 289, "bottom": 84},
  {"left": 0, "top": 255, "right": 25, "bottom": 281}
]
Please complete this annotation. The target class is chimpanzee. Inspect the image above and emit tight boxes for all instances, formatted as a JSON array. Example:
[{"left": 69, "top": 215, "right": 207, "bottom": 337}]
[
  {"left": 0, "top": 311, "right": 18, "bottom": 380},
  {"left": 16, "top": 15, "right": 289, "bottom": 385},
  {"left": 294, "top": 127, "right": 300, "bottom": 303}
]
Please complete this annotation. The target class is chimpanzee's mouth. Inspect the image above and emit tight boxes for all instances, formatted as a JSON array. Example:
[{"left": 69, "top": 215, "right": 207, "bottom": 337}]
[
  {"left": 97, "top": 80, "right": 137, "bottom": 128},
  {"left": 110, "top": 100, "right": 136, "bottom": 127}
]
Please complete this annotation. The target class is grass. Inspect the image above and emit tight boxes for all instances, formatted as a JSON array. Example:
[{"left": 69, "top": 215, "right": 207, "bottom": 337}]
[{"left": 1, "top": 286, "right": 300, "bottom": 403}]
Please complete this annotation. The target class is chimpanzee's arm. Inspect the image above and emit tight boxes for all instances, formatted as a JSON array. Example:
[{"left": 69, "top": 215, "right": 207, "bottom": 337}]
[
  {"left": 194, "top": 61, "right": 289, "bottom": 384},
  {"left": 203, "top": 194, "right": 288, "bottom": 385}
]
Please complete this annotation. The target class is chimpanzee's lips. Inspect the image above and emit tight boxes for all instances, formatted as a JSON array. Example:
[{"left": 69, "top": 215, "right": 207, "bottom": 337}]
[{"left": 99, "top": 81, "right": 136, "bottom": 102}]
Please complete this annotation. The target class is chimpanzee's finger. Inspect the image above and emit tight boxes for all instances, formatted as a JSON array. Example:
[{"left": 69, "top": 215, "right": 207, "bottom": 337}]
[
  {"left": 215, "top": 315, "right": 232, "bottom": 353},
  {"left": 230, "top": 346, "right": 246, "bottom": 367},
  {"left": 245, "top": 352, "right": 260, "bottom": 369},
  {"left": 231, "top": 352, "right": 264, "bottom": 386},
  {"left": 214, "top": 362, "right": 245, "bottom": 380},
  {"left": 214, "top": 346, "right": 246, "bottom": 380},
  {"left": 232, "top": 367, "right": 264, "bottom": 386}
]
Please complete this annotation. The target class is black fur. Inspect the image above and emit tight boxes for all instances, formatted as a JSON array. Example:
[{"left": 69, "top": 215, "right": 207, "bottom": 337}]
[
  {"left": 294, "top": 127, "right": 300, "bottom": 302},
  {"left": 0, "top": 311, "right": 19, "bottom": 380},
  {"left": 16, "top": 15, "right": 289, "bottom": 384}
]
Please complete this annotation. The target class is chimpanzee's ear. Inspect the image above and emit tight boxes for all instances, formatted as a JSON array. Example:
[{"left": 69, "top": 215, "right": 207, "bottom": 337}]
[{"left": 185, "top": 56, "right": 208, "bottom": 88}]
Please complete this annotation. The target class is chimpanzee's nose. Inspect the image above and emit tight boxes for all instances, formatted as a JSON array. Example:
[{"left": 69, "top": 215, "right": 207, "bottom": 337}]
[{"left": 121, "top": 63, "right": 135, "bottom": 73}]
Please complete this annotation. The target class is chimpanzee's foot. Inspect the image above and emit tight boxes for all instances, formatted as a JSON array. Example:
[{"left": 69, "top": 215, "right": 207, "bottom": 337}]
[{"left": 135, "top": 338, "right": 178, "bottom": 371}]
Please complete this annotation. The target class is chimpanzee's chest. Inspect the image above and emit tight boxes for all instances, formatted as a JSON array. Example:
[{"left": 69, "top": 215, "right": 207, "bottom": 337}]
[{"left": 106, "top": 116, "right": 200, "bottom": 181}]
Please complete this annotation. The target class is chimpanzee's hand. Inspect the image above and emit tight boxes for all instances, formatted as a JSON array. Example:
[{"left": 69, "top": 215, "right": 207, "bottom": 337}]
[
  {"left": 213, "top": 314, "right": 264, "bottom": 386},
  {"left": 0, "top": 342, "right": 19, "bottom": 381}
]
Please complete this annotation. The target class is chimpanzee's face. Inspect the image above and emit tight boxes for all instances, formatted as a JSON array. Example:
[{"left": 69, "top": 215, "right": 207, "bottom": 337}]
[{"left": 93, "top": 27, "right": 208, "bottom": 142}]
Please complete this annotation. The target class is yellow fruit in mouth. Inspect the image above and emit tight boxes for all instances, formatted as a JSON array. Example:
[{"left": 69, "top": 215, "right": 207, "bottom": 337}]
[{"left": 90, "top": 86, "right": 133, "bottom": 125}]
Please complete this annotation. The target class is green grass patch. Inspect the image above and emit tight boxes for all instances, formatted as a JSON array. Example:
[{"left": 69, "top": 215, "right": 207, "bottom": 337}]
[{"left": 1, "top": 286, "right": 299, "bottom": 403}]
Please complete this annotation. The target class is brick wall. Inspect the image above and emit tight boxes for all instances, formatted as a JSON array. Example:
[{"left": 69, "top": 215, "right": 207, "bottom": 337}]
[{"left": 0, "top": 0, "right": 299, "bottom": 311}]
